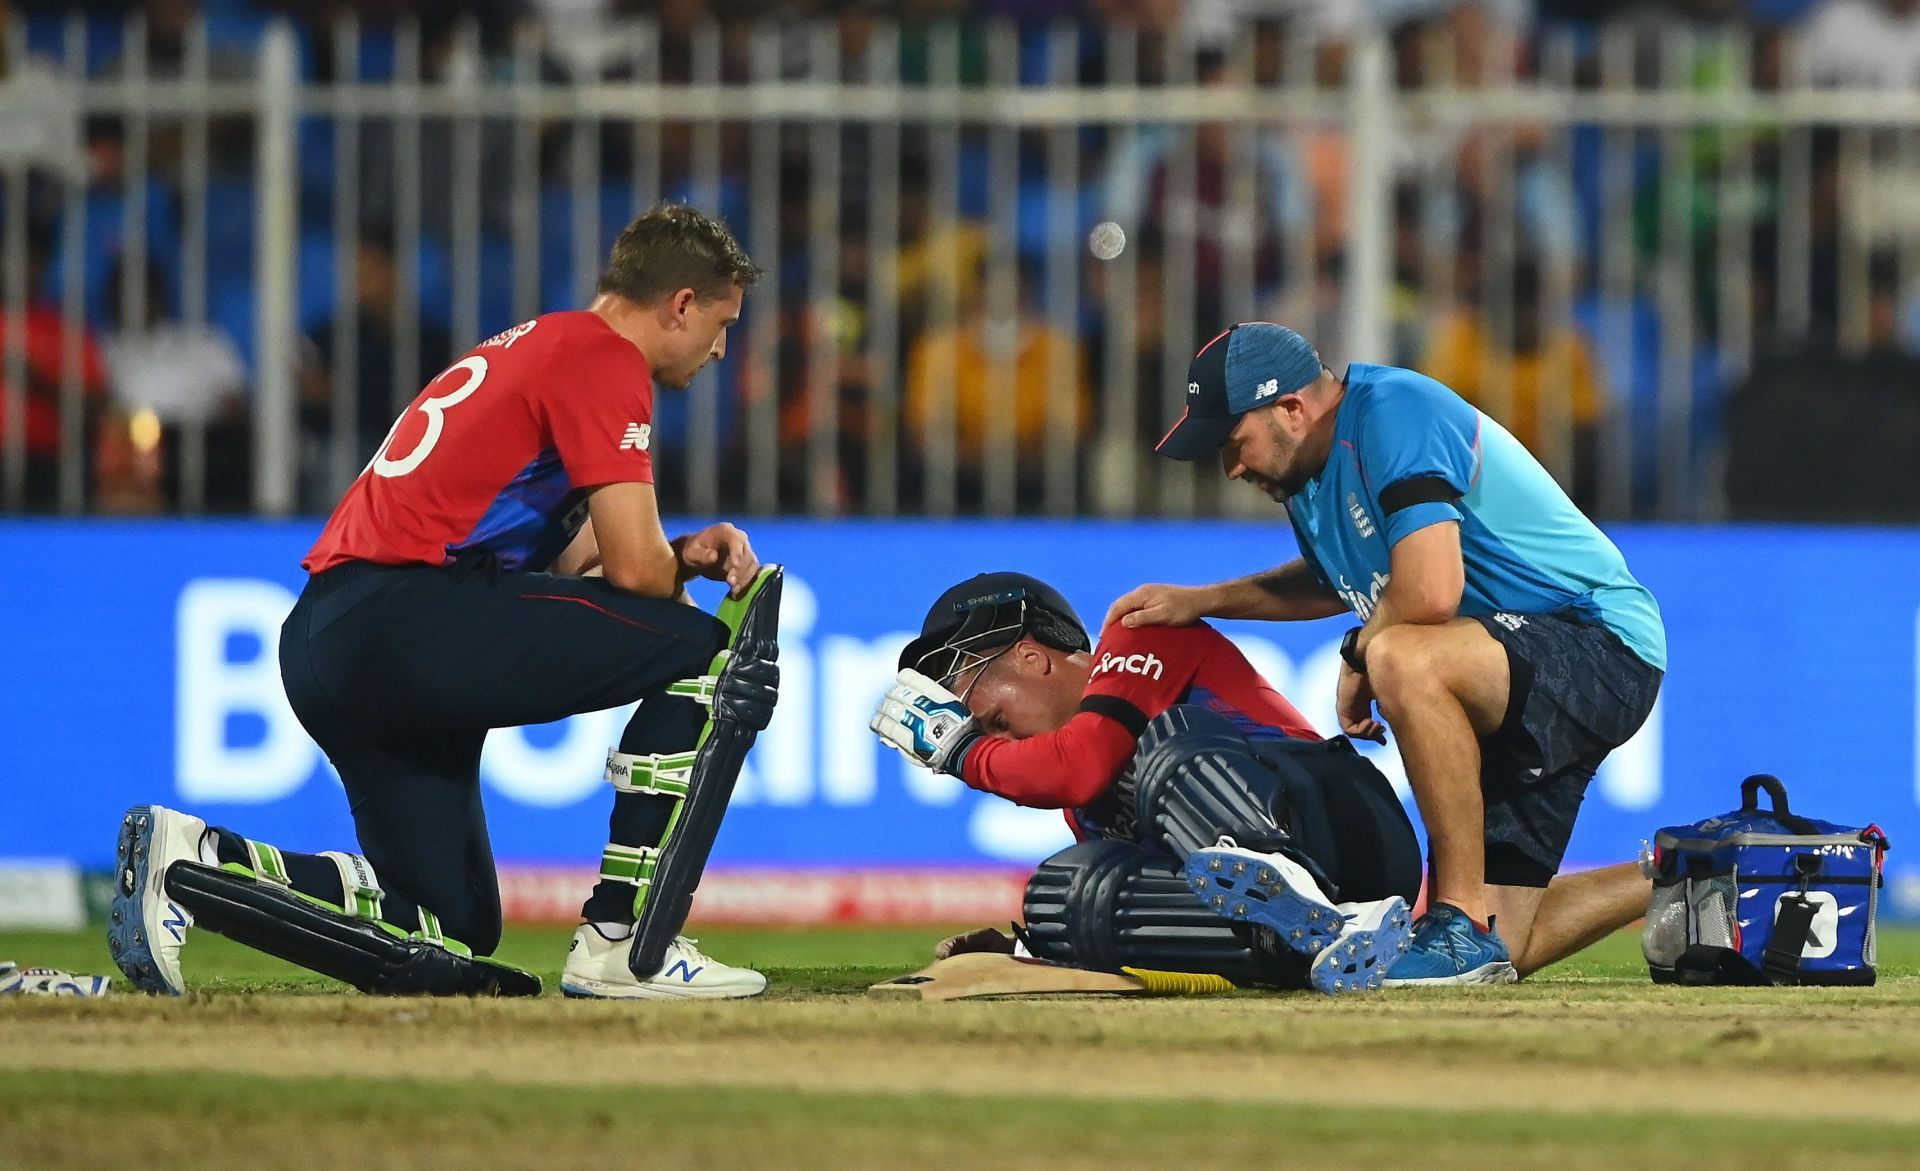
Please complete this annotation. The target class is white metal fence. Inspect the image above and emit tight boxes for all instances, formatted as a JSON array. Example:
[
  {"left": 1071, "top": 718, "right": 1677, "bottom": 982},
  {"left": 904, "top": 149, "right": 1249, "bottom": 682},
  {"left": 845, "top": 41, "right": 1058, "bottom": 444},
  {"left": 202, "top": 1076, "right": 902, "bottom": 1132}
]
[{"left": 3, "top": 10, "right": 1917, "bottom": 521}]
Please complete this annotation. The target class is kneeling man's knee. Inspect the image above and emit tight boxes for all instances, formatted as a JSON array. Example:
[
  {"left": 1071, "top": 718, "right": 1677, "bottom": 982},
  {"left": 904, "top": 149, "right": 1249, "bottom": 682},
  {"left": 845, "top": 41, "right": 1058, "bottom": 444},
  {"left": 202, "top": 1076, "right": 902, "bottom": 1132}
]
[{"left": 1365, "top": 625, "right": 1440, "bottom": 708}]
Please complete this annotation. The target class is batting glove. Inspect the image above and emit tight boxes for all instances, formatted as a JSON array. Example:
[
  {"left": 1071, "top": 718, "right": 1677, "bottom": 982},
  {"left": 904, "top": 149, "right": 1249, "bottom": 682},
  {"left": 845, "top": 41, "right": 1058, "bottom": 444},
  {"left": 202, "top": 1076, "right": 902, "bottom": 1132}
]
[{"left": 870, "top": 669, "right": 982, "bottom": 776}]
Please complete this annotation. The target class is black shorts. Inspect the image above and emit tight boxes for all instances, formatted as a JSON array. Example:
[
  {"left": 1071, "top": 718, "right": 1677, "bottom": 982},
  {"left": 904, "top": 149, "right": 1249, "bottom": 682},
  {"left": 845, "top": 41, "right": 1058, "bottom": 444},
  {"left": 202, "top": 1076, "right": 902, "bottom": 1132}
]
[
  {"left": 1252, "top": 736, "right": 1424, "bottom": 907},
  {"left": 1473, "top": 609, "right": 1663, "bottom": 887}
]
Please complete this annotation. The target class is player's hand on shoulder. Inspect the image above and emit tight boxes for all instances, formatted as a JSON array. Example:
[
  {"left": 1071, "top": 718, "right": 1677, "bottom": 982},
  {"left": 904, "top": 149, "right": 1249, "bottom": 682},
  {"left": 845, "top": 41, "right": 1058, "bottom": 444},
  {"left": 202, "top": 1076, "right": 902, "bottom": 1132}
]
[
  {"left": 675, "top": 522, "right": 760, "bottom": 596},
  {"left": 1104, "top": 583, "right": 1209, "bottom": 630},
  {"left": 870, "top": 669, "right": 981, "bottom": 776}
]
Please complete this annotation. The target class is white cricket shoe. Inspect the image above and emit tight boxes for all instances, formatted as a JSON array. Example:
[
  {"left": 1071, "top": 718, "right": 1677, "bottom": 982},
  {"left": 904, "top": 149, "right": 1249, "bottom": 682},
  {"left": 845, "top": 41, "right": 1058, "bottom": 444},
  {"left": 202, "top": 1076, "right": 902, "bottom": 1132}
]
[
  {"left": 1185, "top": 837, "right": 1413, "bottom": 995},
  {"left": 107, "top": 804, "right": 208, "bottom": 995},
  {"left": 560, "top": 925, "right": 767, "bottom": 1000},
  {"left": 0, "top": 962, "right": 111, "bottom": 997}
]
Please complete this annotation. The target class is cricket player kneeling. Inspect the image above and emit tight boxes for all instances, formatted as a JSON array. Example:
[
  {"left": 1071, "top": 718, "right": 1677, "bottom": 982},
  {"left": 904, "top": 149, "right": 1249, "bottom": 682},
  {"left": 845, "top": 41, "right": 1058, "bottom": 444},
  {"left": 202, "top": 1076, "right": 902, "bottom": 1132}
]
[
  {"left": 107, "top": 207, "right": 779, "bottom": 1000},
  {"left": 871, "top": 573, "right": 1421, "bottom": 995}
]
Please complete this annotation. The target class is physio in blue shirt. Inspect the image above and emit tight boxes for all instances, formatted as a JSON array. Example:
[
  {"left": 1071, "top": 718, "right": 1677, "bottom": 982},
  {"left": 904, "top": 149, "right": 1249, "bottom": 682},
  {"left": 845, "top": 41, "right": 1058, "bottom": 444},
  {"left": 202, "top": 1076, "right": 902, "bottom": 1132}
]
[{"left": 1112, "top": 323, "right": 1665, "bottom": 987}]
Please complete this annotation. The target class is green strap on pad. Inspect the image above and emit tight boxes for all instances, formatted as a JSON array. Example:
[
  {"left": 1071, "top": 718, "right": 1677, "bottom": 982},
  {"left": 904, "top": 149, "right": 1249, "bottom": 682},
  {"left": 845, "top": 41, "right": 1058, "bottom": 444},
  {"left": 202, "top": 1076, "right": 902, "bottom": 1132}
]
[
  {"left": 222, "top": 844, "right": 470, "bottom": 958},
  {"left": 599, "top": 565, "right": 782, "bottom": 923},
  {"left": 245, "top": 839, "right": 290, "bottom": 887},
  {"left": 605, "top": 748, "right": 697, "bottom": 797},
  {"left": 665, "top": 652, "right": 728, "bottom": 710},
  {"left": 599, "top": 843, "right": 657, "bottom": 884},
  {"left": 599, "top": 755, "right": 675, "bottom": 914},
  {"left": 320, "top": 850, "right": 385, "bottom": 922},
  {"left": 170, "top": 861, "right": 527, "bottom": 994},
  {"left": 413, "top": 908, "right": 468, "bottom": 955},
  {"left": 601, "top": 746, "right": 698, "bottom": 911}
]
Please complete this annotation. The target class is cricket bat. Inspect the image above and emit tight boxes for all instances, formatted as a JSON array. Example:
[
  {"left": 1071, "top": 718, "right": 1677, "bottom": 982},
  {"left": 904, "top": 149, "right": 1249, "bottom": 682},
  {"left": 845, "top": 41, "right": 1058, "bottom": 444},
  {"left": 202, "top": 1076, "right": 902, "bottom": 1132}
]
[{"left": 868, "top": 951, "right": 1234, "bottom": 1001}]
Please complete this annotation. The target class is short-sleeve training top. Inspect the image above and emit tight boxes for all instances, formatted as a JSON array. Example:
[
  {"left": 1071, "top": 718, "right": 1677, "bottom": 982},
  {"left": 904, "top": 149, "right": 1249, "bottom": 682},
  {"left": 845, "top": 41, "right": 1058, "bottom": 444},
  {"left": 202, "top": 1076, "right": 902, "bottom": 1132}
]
[
  {"left": 304, "top": 312, "right": 655, "bottom": 575},
  {"left": 1287, "top": 362, "right": 1666, "bottom": 670}
]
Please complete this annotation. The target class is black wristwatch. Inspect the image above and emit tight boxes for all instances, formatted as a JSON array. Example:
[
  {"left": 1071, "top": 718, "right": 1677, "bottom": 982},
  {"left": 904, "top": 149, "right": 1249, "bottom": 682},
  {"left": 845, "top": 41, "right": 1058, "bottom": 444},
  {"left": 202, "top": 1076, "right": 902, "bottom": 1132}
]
[{"left": 1339, "top": 626, "right": 1367, "bottom": 674}]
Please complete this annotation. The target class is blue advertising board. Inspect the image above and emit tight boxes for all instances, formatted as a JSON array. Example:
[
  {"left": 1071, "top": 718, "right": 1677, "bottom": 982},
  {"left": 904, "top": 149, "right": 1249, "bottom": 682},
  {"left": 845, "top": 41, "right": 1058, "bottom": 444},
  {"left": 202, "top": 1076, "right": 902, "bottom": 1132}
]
[{"left": 3, "top": 520, "right": 1917, "bottom": 913}]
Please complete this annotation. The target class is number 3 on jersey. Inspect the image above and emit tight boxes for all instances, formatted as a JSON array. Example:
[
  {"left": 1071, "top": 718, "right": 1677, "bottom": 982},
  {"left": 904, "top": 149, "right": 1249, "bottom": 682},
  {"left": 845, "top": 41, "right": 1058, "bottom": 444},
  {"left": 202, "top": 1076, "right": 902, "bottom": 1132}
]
[{"left": 369, "top": 356, "right": 489, "bottom": 479}]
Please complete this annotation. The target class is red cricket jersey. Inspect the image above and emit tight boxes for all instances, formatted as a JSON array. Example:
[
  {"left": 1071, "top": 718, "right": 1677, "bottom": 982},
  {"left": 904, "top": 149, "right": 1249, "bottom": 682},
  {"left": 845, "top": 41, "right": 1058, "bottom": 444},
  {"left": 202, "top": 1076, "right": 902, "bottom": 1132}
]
[
  {"left": 960, "top": 621, "right": 1320, "bottom": 810},
  {"left": 303, "top": 312, "right": 655, "bottom": 574}
]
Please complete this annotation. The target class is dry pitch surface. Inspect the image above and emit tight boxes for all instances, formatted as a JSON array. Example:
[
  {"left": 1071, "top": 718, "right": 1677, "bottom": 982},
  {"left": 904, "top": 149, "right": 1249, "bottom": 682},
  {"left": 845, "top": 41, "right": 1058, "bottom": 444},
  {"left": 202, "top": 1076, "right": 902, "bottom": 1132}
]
[{"left": 5, "top": 926, "right": 1920, "bottom": 1170}]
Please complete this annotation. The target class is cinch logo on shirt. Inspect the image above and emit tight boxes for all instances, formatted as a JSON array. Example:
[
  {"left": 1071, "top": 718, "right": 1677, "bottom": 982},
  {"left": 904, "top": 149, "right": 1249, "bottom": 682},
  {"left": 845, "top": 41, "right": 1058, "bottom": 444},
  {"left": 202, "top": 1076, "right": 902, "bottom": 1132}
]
[
  {"left": 619, "top": 423, "right": 652, "bottom": 452},
  {"left": 1092, "top": 651, "right": 1164, "bottom": 681},
  {"left": 1336, "top": 572, "right": 1390, "bottom": 621}
]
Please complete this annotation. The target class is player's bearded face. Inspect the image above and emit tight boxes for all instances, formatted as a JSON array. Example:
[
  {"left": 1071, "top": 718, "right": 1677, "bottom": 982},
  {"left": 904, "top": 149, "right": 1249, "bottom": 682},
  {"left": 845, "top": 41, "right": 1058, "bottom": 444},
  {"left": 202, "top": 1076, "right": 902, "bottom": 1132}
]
[{"left": 1223, "top": 405, "right": 1309, "bottom": 502}]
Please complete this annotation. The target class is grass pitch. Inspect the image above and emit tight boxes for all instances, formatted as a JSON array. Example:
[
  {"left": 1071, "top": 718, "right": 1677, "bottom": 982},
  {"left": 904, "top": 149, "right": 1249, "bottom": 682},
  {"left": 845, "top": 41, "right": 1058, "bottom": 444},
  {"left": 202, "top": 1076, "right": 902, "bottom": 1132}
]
[{"left": 6, "top": 925, "right": 1920, "bottom": 1170}]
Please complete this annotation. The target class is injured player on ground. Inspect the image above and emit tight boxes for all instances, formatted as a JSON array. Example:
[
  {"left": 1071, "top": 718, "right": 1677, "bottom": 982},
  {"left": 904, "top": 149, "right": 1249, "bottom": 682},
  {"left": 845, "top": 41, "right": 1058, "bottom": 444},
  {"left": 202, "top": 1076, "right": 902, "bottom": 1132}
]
[{"left": 871, "top": 572, "right": 1651, "bottom": 995}]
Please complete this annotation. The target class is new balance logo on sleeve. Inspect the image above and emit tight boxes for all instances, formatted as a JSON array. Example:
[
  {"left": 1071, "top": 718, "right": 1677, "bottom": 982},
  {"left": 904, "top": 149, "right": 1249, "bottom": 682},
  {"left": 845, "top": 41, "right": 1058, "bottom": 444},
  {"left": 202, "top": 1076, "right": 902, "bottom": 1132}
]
[
  {"left": 1092, "top": 651, "right": 1165, "bottom": 681},
  {"left": 619, "top": 423, "right": 652, "bottom": 452}
]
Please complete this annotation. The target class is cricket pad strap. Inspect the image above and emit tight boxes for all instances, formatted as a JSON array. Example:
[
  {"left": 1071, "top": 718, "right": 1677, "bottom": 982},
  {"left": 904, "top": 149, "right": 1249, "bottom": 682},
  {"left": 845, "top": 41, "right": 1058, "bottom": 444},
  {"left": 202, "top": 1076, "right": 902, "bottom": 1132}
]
[
  {"left": 664, "top": 650, "right": 781, "bottom": 732},
  {"left": 616, "top": 565, "right": 783, "bottom": 980},
  {"left": 1022, "top": 840, "right": 1306, "bottom": 989},
  {"left": 598, "top": 746, "right": 698, "bottom": 893},
  {"left": 605, "top": 748, "right": 697, "bottom": 798},
  {"left": 319, "top": 850, "right": 385, "bottom": 921},
  {"left": 164, "top": 860, "right": 540, "bottom": 997}
]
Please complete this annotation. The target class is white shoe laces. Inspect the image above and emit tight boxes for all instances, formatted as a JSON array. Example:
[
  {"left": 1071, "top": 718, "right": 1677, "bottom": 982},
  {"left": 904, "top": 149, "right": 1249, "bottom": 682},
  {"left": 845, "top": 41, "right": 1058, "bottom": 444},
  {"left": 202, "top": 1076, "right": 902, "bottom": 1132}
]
[{"left": 668, "top": 935, "right": 717, "bottom": 967}]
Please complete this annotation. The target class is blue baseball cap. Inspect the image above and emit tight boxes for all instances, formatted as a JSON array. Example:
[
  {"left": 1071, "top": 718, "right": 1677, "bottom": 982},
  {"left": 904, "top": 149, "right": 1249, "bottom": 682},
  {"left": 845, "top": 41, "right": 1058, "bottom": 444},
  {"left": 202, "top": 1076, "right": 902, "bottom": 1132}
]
[{"left": 1154, "top": 322, "right": 1325, "bottom": 461}]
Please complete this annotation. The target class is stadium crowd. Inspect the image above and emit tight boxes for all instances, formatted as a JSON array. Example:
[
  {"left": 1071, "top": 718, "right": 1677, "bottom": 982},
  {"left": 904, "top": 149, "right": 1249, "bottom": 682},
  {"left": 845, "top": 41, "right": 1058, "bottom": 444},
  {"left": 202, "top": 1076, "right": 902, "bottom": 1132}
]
[{"left": 2, "top": 0, "right": 1917, "bottom": 519}]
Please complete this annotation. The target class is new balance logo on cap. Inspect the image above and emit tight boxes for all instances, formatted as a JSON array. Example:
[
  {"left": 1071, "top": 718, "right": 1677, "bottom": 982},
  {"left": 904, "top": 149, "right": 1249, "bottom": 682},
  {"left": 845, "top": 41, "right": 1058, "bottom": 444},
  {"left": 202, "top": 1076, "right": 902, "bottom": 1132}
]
[
  {"left": 620, "top": 423, "right": 652, "bottom": 452},
  {"left": 1091, "top": 651, "right": 1164, "bottom": 681},
  {"left": 1254, "top": 378, "right": 1280, "bottom": 399}
]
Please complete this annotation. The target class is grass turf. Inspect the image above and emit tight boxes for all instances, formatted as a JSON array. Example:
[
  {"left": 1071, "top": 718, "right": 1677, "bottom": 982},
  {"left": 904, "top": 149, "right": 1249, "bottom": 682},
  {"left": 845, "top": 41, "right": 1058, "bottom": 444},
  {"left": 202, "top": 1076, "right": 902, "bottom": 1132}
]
[
  {"left": 1, "top": 923, "right": 946, "bottom": 995},
  {"left": 7, "top": 925, "right": 1920, "bottom": 1169},
  {"left": 8, "top": 1068, "right": 1920, "bottom": 1171},
  {"left": 10, "top": 922, "right": 1920, "bottom": 992}
]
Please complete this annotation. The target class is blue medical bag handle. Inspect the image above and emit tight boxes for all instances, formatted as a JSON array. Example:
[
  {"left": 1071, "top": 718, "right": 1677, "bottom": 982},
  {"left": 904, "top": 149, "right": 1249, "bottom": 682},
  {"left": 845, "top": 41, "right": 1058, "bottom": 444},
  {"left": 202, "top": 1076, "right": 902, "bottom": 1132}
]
[{"left": 1738, "top": 774, "right": 1822, "bottom": 836}]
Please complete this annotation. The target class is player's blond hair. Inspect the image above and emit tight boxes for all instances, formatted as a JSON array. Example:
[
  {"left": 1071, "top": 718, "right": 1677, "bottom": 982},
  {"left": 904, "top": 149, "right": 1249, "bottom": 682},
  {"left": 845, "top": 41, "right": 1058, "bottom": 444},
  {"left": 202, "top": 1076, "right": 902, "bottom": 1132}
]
[{"left": 599, "top": 204, "right": 762, "bottom": 305}]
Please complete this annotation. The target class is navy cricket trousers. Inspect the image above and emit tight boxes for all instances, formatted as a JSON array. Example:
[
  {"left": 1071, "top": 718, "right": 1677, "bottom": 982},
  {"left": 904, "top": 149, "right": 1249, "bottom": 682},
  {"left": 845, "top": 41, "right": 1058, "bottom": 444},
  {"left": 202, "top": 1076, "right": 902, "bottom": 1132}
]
[{"left": 275, "top": 557, "right": 729, "bottom": 953}]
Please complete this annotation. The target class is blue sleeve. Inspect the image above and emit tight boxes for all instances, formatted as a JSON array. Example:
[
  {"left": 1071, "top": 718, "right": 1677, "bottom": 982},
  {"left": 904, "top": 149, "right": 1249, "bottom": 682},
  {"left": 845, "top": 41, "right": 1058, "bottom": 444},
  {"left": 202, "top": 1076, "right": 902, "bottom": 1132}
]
[
  {"left": 1356, "top": 373, "right": 1480, "bottom": 547},
  {"left": 1385, "top": 499, "right": 1461, "bottom": 546}
]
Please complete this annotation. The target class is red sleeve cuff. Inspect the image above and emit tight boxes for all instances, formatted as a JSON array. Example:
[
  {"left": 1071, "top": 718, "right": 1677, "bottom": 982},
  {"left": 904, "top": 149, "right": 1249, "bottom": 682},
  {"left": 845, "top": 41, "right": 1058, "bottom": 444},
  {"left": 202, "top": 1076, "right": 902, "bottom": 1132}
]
[{"left": 960, "top": 710, "right": 1141, "bottom": 809}]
